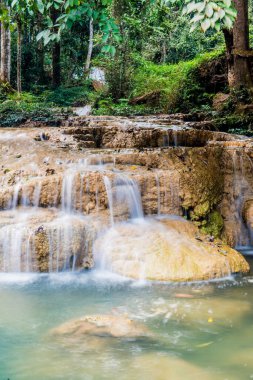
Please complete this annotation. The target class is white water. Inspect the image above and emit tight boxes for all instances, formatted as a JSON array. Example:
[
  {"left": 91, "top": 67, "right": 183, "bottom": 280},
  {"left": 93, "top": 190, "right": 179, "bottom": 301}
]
[
  {"left": 0, "top": 153, "right": 146, "bottom": 273},
  {"left": 0, "top": 142, "right": 252, "bottom": 275}
]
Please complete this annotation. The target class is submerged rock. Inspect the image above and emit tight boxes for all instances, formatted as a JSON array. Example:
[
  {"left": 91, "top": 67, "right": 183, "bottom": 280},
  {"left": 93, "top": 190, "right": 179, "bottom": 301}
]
[
  {"left": 95, "top": 218, "right": 249, "bottom": 282},
  {"left": 51, "top": 314, "right": 150, "bottom": 340},
  {"left": 133, "top": 353, "right": 219, "bottom": 380},
  {"left": 150, "top": 297, "right": 250, "bottom": 327}
]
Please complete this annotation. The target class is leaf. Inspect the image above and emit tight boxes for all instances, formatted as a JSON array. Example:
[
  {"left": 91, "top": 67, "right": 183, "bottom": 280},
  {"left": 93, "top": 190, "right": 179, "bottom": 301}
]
[
  {"left": 224, "top": 14, "right": 233, "bottom": 29},
  {"left": 223, "top": 0, "right": 231, "bottom": 7},
  {"left": 190, "top": 14, "right": 204, "bottom": 23},
  {"left": 36, "top": 0, "right": 45, "bottom": 14},
  {"left": 201, "top": 18, "right": 211, "bottom": 32},
  {"left": 205, "top": 3, "right": 214, "bottom": 18}
]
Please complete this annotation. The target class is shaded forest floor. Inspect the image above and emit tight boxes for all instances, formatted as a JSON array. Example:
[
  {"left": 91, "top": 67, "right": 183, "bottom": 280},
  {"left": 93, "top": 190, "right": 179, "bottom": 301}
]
[{"left": 1, "top": 50, "right": 253, "bottom": 135}]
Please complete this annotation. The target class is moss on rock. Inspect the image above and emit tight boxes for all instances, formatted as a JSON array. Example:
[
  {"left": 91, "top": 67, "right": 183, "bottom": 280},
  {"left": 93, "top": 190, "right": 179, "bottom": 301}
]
[{"left": 201, "top": 211, "right": 224, "bottom": 238}]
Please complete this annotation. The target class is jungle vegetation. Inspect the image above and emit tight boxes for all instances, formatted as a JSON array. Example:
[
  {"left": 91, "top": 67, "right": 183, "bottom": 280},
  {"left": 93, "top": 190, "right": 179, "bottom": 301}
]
[{"left": 0, "top": 0, "right": 252, "bottom": 128}]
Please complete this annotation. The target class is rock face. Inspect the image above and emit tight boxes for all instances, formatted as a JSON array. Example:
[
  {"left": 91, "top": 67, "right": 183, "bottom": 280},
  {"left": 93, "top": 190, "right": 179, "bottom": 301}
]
[
  {"left": 0, "top": 208, "right": 102, "bottom": 272},
  {"left": 0, "top": 115, "right": 252, "bottom": 277},
  {"left": 51, "top": 314, "right": 150, "bottom": 339},
  {"left": 95, "top": 218, "right": 249, "bottom": 282}
]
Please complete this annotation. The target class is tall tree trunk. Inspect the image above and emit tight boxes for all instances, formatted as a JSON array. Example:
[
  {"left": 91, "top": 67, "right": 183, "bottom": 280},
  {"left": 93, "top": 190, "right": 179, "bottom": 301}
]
[
  {"left": 223, "top": 29, "right": 235, "bottom": 87},
  {"left": 52, "top": 41, "right": 61, "bottom": 88},
  {"left": 85, "top": 18, "right": 94, "bottom": 72},
  {"left": 51, "top": 9, "right": 61, "bottom": 88},
  {"left": 160, "top": 40, "right": 167, "bottom": 64},
  {"left": 16, "top": 19, "right": 22, "bottom": 93},
  {"left": 224, "top": 0, "right": 253, "bottom": 89},
  {"left": 37, "top": 13, "right": 46, "bottom": 84},
  {"left": 0, "top": 19, "right": 11, "bottom": 83}
]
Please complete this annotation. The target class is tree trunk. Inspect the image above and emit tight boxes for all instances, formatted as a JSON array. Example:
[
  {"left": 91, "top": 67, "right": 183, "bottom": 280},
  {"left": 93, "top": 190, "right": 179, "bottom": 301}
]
[
  {"left": 37, "top": 13, "right": 46, "bottom": 84},
  {"left": 85, "top": 18, "right": 94, "bottom": 72},
  {"left": 160, "top": 40, "right": 167, "bottom": 64},
  {"left": 17, "top": 19, "right": 22, "bottom": 93},
  {"left": 52, "top": 41, "right": 61, "bottom": 88},
  {"left": 225, "top": 0, "right": 253, "bottom": 89},
  {"left": 223, "top": 29, "right": 235, "bottom": 87},
  {"left": 0, "top": 18, "right": 11, "bottom": 83},
  {"left": 51, "top": 9, "right": 61, "bottom": 88}
]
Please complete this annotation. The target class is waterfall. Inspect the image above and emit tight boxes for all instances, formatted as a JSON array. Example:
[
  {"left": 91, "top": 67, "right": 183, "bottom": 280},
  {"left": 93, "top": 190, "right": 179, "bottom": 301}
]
[
  {"left": 61, "top": 171, "right": 76, "bottom": 213},
  {"left": 12, "top": 184, "right": 21, "bottom": 209},
  {"left": 103, "top": 173, "right": 144, "bottom": 224}
]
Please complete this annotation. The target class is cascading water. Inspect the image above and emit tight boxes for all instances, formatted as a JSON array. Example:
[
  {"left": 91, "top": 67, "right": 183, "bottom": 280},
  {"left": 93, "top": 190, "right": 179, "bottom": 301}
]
[
  {"left": 0, "top": 155, "right": 108, "bottom": 273},
  {"left": 0, "top": 149, "right": 185, "bottom": 274},
  {"left": 0, "top": 127, "right": 205, "bottom": 276},
  {"left": 103, "top": 172, "right": 144, "bottom": 225}
]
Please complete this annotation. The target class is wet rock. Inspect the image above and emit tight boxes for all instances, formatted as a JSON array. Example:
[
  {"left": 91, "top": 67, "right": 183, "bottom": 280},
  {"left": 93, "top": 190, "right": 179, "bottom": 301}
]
[
  {"left": 34, "top": 132, "right": 50, "bottom": 142},
  {"left": 1, "top": 120, "right": 253, "bottom": 256},
  {"left": 45, "top": 168, "right": 55, "bottom": 176},
  {"left": 133, "top": 353, "right": 218, "bottom": 380},
  {"left": 51, "top": 314, "right": 150, "bottom": 340},
  {"left": 77, "top": 141, "right": 96, "bottom": 149},
  {"left": 95, "top": 218, "right": 249, "bottom": 281},
  {"left": 0, "top": 208, "right": 101, "bottom": 272}
]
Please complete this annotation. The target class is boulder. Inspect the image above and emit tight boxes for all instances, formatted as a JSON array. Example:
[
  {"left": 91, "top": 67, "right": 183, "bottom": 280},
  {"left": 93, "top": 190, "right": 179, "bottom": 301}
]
[
  {"left": 50, "top": 314, "right": 150, "bottom": 340},
  {"left": 94, "top": 218, "right": 249, "bottom": 281}
]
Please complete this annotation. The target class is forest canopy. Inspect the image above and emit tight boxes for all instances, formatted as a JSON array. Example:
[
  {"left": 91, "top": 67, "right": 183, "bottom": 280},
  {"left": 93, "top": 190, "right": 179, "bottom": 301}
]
[{"left": 0, "top": 0, "right": 252, "bottom": 125}]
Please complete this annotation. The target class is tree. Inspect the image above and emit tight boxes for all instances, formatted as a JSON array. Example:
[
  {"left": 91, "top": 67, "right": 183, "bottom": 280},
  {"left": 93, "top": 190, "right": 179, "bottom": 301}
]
[
  {"left": 51, "top": 7, "right": 61, "bottom": 87},
  {"left": 1, "top": 0, "right": 39, "bottom": 91},
  {"left": 85, "top": 17, "right": 93, "bottom": 72},
  {"left": 182, "top": 0, "right": 253, "bottom": 90},
  {"left": 0, "top": 1, "right": 11, "bottom": 84}
]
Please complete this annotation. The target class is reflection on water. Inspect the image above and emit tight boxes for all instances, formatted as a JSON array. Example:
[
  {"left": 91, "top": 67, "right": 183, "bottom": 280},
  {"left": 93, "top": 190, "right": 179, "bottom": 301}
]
[{"left": 0, "top": 272, "right": 253, "bottom": 380}]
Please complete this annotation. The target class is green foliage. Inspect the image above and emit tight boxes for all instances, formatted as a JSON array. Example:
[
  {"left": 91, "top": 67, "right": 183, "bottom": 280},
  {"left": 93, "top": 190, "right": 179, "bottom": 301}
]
[
  {"left": 133, "top": 49, "right": 225, "bottom": 112},
  {"left": 0, "top": 82, "right": 14, "bottom": 102},
  {"left": 39, "top": 85, "right": 91, "bottom": 106},
  {"left": 201, "top": 210, "right": 224, "bottom": 238},
  {"left": 0, "top": 99, "right": 68, "bottom": 127},
  {"left": 92, "top": 98, "right": 161, "bottom": 116},
  {"left": 35, "top": 0, "right": 120, "bottom": 54},
  {"left": 228, "top": 127, "right": 253, "bottom": 137},
  {"left": 214, "top": 114, "right": 253, "bottom": 132},
  {"left": 0, "top": 85, "right": 89, "bottom": 127},
  {"left": 182, "top": 0, "right": 237, "bottom": 32}
]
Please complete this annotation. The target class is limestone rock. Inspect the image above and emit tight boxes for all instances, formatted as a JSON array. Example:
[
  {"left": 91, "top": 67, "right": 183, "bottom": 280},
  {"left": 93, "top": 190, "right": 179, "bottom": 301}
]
[
  {"left": 95, "top": 218, "right": 249, "bottom": 282},
  {"left": 0, "top": 208, "right": 101, "bottom": 272},
  {"left": 51, "top": 314, "right": 150, "bottom": 340},
  {"left": 1, "top": 120, "right": 253, "bottom": 261}
]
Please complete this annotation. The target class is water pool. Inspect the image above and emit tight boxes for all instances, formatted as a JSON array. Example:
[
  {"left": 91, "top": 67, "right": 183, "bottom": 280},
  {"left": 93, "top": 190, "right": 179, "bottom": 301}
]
[{"left": 0, "top": 267, "right": 253, "bottom": 380}]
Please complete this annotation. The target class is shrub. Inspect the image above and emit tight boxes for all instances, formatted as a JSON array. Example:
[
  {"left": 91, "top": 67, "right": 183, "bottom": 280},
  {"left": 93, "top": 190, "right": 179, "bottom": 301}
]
[
  {"left": 0, "top": 100, "right": 71, "bottom": 127},
  {"left": 132, "top": 49, "right": 226, "bottom": 113}
]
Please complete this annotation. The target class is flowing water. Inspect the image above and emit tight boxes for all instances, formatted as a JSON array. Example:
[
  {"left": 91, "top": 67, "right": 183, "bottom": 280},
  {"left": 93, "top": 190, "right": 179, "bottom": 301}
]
[
  {"left": 0, "top": 272, "right": 253, "bottom": 380},
  {"left": 1, "top": 128, "right": 253, "bottom": 379}
]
